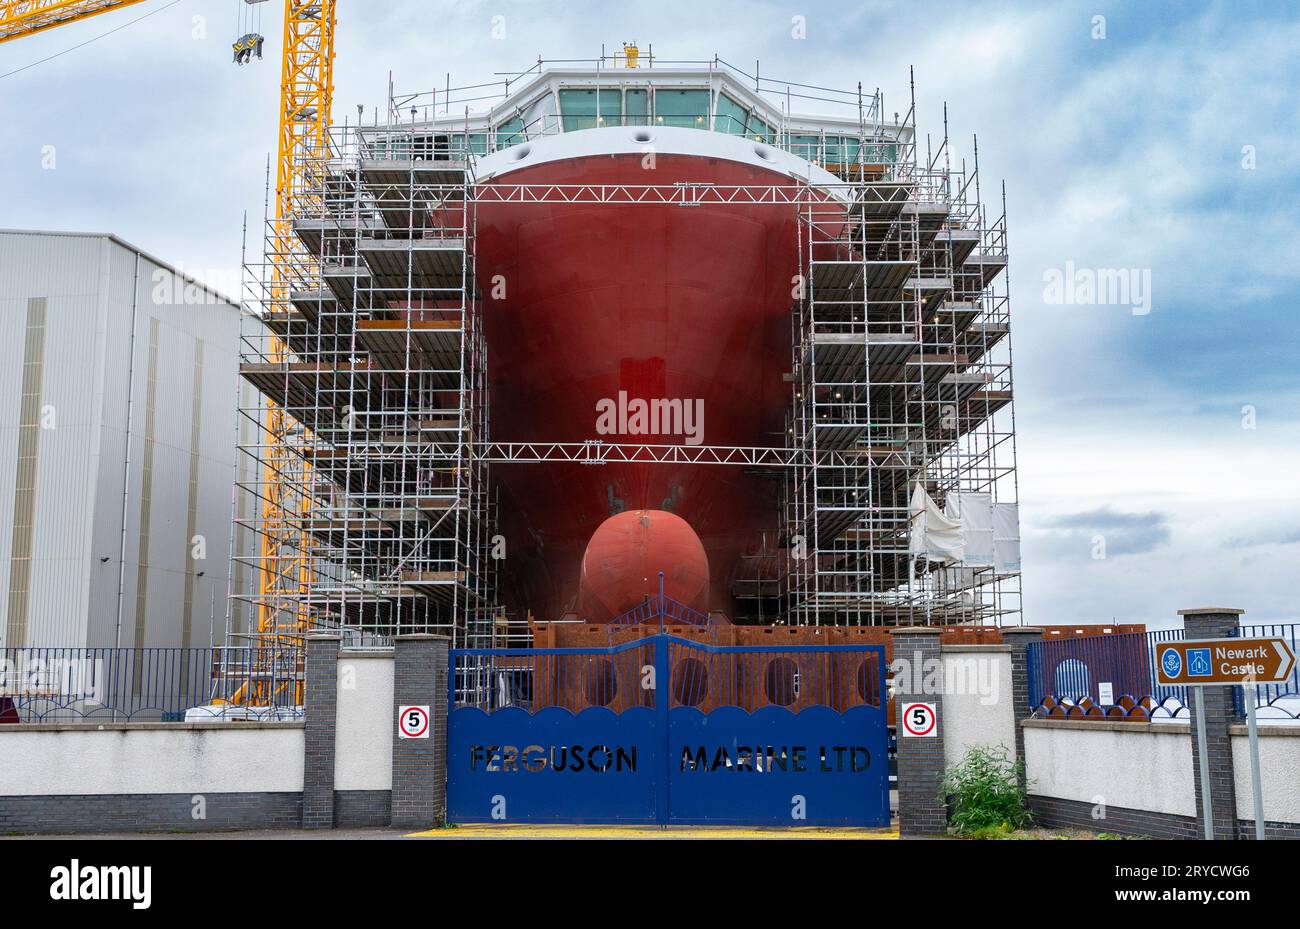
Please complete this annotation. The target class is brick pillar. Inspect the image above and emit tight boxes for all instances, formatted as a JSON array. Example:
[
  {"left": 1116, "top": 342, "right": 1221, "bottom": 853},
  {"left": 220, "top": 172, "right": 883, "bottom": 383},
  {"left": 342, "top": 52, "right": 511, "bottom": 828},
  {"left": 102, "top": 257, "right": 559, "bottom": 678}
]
[
  {"left": 1001, "top": 627, "right": 1043, "bottom": 778},
  {"left": 390, "top": 634, "right": 450, "bottom": 830},
  {"left": 1180, "top": 607, "right": 1244, "bottom": 840},
  {"left": 890, "top": 627, "right": 946, "bottom": 837},
  {"left": 303, "top": 633, "right": 341, "bottom": 829}
]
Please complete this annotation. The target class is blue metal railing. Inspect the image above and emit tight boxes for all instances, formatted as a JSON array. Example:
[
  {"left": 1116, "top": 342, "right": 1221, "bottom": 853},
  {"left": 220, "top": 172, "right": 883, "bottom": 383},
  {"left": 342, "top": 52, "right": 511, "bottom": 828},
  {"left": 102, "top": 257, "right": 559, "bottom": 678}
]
[
  {"left": 1233, "top": 623, "right": 1300, "bottom": 720},
  {"left": 0, "top": 647, "right": 278, "bottom": 723},
  {"left": 1026, "top": 629, "right": 1188, "bottom": 719},
  {"left": 450, "top": 634, "right": 886, "bottom": 716},
  {"left": 606, "top": 572, "right": 714, "bottom": 638},
  {"left": 664, "top": 639, "right": 883, "bottom": 711},
  {"left": 451, "top": 637, "right": 654, "bottom": 713}
]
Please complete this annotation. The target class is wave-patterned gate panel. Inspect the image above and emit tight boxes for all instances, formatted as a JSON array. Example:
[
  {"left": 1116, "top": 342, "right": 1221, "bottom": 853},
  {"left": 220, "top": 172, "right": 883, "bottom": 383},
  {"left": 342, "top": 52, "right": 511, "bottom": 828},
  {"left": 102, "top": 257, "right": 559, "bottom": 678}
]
[
  {"left": 666, "top": 639, "right": 889, "bottom": 826},
  {"left": 446, "top": 635, "right": 888, "bottom": 826}
]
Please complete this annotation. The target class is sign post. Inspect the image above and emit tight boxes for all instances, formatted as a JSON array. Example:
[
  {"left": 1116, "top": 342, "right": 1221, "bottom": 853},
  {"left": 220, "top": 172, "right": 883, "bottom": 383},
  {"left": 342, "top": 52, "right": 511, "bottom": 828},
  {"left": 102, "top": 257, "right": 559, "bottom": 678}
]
[
  {"left": 1157, "top": 636, "right": 1296, "bottom": 841},
  {"left": 1191, "top": 687, "right": 1213, "bottom": 840},
  {"left": 1246, "top": 695, "right": 1264, "bottom": 841}
]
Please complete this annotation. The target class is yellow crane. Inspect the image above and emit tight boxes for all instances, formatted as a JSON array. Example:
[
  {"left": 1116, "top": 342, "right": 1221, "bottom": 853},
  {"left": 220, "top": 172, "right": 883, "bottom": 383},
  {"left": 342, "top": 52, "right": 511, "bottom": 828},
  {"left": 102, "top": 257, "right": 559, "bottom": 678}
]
[
  {"left": 0, "top": 0, "right": 149, "bottom": 42},
  {"left": 262, "top": 0, "right": 335, "bottom": 702},
  {"left": 2, "top": 0, "right": 336, "bottom": 701}
]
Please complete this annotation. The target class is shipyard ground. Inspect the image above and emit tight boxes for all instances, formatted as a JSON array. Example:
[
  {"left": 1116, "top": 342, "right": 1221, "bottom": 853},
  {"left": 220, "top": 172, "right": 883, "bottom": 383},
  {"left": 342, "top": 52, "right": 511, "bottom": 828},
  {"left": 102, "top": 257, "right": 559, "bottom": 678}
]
[{"left": 4, "top": 825, "right": 898, "bottom": 840}]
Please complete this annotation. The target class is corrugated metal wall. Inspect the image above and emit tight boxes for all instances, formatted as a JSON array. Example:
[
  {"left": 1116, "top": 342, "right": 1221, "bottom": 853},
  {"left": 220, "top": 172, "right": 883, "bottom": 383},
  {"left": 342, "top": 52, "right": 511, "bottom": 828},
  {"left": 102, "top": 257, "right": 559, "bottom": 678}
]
[
  {"left": 229, "top": 377, "right": 263, "bottom": 640},
  {"left": 0, "top": 231, "right": 247, "bottom": 648}
]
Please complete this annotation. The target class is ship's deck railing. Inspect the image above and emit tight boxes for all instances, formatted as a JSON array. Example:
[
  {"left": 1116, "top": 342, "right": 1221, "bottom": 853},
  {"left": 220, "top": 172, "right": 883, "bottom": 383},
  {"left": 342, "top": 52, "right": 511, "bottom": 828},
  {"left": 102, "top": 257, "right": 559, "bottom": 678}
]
[
  {"left": 358, "top": 123, "right": 908, "bottom": 173},
  {"left": 390, "top": 55, "right": 884, "bottom": 128},
  {"left": 348, "top": 125, "right": 914, "bottom": 186}
]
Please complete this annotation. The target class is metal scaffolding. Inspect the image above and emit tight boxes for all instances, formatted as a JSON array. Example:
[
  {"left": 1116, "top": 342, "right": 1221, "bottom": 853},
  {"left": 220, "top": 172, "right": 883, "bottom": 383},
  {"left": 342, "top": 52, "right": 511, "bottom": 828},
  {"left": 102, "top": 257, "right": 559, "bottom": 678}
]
[
  {"left": 235, "top": 128, "right": 497, "bottom": 652},
  {"left": 781, "top": 94, "right": 1020, "bottom": 627},
  {"left": 231, "top": 58, "right": 1021, "bottom": 666}
]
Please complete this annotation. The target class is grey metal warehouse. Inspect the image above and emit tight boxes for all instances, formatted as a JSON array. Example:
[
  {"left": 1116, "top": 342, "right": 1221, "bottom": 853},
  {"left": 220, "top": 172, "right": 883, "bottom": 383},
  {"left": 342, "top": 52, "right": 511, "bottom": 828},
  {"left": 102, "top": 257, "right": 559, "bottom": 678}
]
[{"left": 0, "top": 229, "right": 254, "bottom": 650}]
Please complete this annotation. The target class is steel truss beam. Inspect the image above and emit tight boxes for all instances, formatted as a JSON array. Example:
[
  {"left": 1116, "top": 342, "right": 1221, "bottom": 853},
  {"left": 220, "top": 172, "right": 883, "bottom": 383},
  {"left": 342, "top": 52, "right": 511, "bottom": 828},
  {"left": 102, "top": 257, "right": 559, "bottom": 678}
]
[
  {"left": 0, "top": 0, "right": 146, "bottom": 43},
  {"left": 474, "top": 441, "right": 908, "bottom": 469},
  {"left": 469, "top": 182, "right": 848, "bottom": 206}
]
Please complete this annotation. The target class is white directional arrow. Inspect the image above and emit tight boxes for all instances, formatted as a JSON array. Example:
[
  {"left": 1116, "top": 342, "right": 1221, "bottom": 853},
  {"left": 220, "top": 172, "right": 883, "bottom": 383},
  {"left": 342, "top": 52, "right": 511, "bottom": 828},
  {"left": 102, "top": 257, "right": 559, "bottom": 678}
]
[{"left": 1273, "top": 640, "right": 1295, "bottom": 680}]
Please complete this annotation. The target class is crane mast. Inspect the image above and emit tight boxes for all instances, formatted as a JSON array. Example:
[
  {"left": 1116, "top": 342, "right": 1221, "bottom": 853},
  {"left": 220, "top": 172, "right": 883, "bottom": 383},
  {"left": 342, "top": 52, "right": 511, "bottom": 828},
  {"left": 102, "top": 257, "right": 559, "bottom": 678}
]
[{"left": 258, "top": 0, "right": 335, "bottom": 695}]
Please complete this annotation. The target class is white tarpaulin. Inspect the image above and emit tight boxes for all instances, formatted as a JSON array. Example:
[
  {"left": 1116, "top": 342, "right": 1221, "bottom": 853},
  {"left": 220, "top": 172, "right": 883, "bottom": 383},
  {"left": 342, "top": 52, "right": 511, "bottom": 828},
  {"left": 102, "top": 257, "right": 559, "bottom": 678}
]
[
  {"left": 909, "top": 483, "right": 964, "bottom": 563},
  {"left": 911, "top": 485, "right": 1020, "bottom": 572},
  {"left": 993, "top": 502, "right": 1021, "bottom": 573},
  {"left": 953, "top": 492, "right": 994, "bottom": 566}
]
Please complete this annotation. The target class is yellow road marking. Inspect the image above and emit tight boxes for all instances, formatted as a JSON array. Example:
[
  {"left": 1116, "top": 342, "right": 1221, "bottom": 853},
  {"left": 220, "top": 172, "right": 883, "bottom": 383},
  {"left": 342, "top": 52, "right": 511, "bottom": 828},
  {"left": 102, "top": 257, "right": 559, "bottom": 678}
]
[{"left": 406, "top": 824, "right": 898, "bottom": 839}]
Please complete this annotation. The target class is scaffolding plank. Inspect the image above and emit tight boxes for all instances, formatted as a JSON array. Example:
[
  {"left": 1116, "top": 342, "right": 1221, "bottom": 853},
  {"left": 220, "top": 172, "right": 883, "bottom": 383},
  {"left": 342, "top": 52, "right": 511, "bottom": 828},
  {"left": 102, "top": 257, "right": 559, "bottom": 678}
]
[{"left": 356, "top": 237, "right": 467, "bottom": 293}]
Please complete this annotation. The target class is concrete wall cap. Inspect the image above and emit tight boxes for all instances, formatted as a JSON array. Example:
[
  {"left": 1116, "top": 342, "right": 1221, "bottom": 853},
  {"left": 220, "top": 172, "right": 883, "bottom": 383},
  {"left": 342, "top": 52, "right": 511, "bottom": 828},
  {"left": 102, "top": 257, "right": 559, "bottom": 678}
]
[
  {"left": 393, "top": 634, "right": 451, "bottom": 641},
  {"left": 1021, "top": 717, "right": 1190, "bottom": 735},
  {"left": 1000, "top": 626, "right": 1046, "bottom": 635},
  {"left": 1228, "top": 723, "right": 1300, "bottom": 738},
  {"left": 888, "top": 626, "right": 943, "bottom": 636},
  {"left": 0, "top": 721, "right": 305, "bottom": 732},
  {"left": 941, "top": 643, "right": 1013, "bottom": 653},
  {"left": 307, "top": 633, "right": 343, "bottom": 641},
  {"left": 1177, "top": 607, "right": 1245, "bottom": 615}
]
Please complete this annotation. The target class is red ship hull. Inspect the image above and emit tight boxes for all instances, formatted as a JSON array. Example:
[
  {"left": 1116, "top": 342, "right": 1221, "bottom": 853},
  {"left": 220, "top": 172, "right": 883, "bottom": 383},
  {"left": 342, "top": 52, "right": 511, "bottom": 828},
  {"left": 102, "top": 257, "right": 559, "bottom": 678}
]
[{"left": 476, "top": 153, "right": 807, "bottom": 621}]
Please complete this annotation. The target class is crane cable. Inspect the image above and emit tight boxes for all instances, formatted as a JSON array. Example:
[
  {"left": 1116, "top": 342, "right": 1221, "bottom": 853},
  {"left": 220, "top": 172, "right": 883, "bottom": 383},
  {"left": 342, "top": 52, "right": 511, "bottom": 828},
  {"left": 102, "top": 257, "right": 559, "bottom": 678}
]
[
  {"left": 0, "top": 0, "right": 184, "bottom": 81},
  {"left": 235, "top": 0, "right": 264, "bottom": 39}
]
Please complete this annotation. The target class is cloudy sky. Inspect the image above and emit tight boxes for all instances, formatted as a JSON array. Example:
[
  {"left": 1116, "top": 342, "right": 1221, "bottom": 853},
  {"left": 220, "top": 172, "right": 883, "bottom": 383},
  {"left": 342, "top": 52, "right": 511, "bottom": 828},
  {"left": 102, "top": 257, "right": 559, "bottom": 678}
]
[{"left": 2, "top": 0, "right": 1295, "bottom": 628}]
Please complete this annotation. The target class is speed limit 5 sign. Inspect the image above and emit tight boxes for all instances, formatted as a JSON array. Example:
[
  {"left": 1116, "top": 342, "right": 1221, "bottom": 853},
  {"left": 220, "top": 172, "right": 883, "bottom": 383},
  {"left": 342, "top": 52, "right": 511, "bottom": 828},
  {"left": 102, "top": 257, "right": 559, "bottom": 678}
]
[
  {"left": 901, "top": 702, "right": 938, "bottom": 737},
  {"left": 398, "top": 705, "right": 430, "bottom": 739}
]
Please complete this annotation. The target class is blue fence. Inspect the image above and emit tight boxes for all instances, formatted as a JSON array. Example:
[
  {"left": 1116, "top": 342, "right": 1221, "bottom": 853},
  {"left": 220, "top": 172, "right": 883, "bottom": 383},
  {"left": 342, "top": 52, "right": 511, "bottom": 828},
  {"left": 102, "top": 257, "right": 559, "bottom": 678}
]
[
  {"left": 0, "top": 647, "right": 282, "bottom": 723},
  {"left": 1234, "top": 623, "right": 1300, "bottom": 720},
  {"left": 1026, "top": 629, "right": 1188, "bottom": 719},
  {"left": 447, "top": 633, "right": 890, "bottom": 826},
  {"left": 452, "top": 636, "right": 885, "bottom": 715}
]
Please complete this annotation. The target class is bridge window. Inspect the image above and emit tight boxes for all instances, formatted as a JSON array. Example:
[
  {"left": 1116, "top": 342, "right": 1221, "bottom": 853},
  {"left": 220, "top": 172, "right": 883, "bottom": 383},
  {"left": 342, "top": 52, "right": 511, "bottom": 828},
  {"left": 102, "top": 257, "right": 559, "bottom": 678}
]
[
  {"left": 714, "top": 93, "right": 749, "bottom": 136},
  {"left": 825, "top": 135, "right": 862, "bottom": 166},
  {"left": 625, "top": 89, "right": 649, "bottom": 125},
  {"left": 495, "top": 116, "right": 524, "bottom": 149},
  {"left": 862, "top": 141, "right": 896, "bottom": 164},
  {"left": 449, "top": 133, "right": 488, "bottom": 156},
  {"left": 384, "top": 133, "right": 436, "bottom": 160},
  {"left": 559, "top": 88, "right": 623, "bottom": 130},
  {"left": 654, "top": 89, "right": 710, "bottom": 129},
  {"left": 522, "top": 94, "right": 559, "bottom": 137},
  {"left": 789, "top": 133, "right": 820, "bottom": 162},
  {"left": 748, "top": 116, "right": 775, "bottom": 144}
]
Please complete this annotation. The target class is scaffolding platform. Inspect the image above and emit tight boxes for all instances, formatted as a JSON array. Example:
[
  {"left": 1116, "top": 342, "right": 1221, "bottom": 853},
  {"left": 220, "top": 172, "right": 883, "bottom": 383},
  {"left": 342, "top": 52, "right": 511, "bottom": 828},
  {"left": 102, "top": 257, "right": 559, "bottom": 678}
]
[{"left": 233, "top": 59, "right": 1020, "bottom": 652}]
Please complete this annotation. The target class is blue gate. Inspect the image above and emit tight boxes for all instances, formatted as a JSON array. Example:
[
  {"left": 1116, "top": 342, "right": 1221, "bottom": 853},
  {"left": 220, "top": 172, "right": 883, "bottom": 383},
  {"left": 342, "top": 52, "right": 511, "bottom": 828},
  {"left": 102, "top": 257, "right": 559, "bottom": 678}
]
[{"left": 446, "top": 617, "right": 889, "bottom": 826}]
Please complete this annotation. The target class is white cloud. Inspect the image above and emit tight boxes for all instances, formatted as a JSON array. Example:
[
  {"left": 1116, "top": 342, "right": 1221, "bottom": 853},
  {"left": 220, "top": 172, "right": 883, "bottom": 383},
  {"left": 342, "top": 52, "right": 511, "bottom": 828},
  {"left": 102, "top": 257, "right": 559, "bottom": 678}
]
[{"left": 1, "top": 0, "right": 1294, "bottom": 630}]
